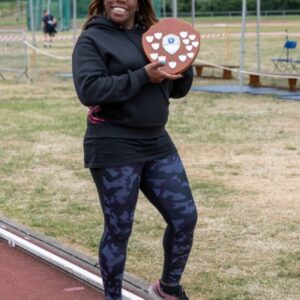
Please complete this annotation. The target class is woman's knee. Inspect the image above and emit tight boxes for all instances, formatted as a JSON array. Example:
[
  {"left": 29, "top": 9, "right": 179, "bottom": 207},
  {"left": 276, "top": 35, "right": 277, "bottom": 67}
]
[
  {"left": 185, "top": 208, "right": 198, "bottom": 231},
  {"left": 173, "top": 207, "right": 198, "bottom": 234},
  {"left": 106, "top": 222, "right": 133, "bottom": 242}
]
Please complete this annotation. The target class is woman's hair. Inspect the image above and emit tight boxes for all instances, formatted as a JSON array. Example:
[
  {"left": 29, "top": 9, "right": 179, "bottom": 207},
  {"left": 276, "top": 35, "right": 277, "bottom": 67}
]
[{"left": 83, "top": 0, "right": 158, "bottom": 30}]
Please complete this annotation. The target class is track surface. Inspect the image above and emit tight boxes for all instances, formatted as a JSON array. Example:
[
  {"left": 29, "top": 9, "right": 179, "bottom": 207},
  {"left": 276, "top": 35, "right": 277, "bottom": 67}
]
[{"left": 0, "top": 239, "right": 104, "bottom": 300}]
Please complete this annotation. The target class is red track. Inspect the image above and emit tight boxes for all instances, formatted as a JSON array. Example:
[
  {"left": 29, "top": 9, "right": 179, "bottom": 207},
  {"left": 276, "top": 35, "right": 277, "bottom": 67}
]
[{"left": 0, "top": 239, "right": 104, "bottom": 300}]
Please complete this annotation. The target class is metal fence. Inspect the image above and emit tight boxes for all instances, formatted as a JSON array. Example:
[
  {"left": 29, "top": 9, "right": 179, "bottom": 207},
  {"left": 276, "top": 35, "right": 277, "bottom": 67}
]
[
  {"left": 0, "top": 30, "right": 31, "bottom": 82},
  {"left": 162, "top": 9, "right": 300, "bottom": 18}
]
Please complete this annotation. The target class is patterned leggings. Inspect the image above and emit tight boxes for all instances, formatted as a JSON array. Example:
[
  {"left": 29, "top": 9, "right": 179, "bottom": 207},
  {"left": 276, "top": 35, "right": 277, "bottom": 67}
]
[{"left": 90, "top": 153, "right": 198, "bottom": 300}]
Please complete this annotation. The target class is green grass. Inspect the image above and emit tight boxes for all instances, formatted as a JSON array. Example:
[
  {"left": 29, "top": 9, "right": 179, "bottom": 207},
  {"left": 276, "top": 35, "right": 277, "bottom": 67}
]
[
  {"left": 277, "top": 251, "right": 300, "bottom": 279},
  {"left": 0, "top": 17, "right": 300, "bottom": 299}
]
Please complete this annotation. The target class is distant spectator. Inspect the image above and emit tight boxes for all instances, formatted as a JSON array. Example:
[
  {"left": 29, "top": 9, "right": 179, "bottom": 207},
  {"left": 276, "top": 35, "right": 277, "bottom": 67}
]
[{"left": 42, "top": 10, "right": 57, "bottom": 47}]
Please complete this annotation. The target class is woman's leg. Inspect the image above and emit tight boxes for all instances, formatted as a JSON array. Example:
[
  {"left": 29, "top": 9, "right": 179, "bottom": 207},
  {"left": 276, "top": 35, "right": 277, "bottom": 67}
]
[
  {"left": 140, "top": 153, "right": 198, "bottom": 286},
  {"left": 90, "top": 165, "right": 143, "bottom": 300}
]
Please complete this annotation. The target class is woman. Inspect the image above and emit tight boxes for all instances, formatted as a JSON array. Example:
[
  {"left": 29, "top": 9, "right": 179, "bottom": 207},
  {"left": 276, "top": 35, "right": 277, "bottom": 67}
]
[{"left": 72, "top": 0, "right": 198, "bottom": 299}]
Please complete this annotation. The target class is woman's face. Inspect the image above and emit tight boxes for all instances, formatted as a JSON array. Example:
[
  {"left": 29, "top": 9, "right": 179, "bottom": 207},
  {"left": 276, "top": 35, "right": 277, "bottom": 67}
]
[{"left": 104, "top": 0, "right": 139, "bottom": 29}]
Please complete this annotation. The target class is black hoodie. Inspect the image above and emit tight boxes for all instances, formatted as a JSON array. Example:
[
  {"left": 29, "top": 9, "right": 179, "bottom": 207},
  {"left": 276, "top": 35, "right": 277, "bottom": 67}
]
[{"left": 72, "top": 16, "right": 193, "bottom": 139}]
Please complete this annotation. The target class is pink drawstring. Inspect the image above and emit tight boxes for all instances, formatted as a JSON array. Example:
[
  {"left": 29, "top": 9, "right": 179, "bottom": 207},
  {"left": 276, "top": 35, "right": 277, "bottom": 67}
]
[{"left": 88, "top": 106, "right": 105, "bottom": 124}]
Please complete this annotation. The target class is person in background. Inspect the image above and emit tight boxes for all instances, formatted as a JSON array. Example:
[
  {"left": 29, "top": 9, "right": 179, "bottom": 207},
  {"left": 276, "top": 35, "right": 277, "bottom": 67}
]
[
  {"left": 72, "top": 0, "right": 198, "bottom": 299},
  {"left": 42, "top": 10, "right": 57, "bottom": 47}
]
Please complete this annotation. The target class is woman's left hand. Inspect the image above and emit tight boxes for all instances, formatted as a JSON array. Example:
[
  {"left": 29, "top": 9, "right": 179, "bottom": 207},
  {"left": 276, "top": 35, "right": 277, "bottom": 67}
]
[{"left": 144, "top": 62, "right": 183, "bottom": 83}]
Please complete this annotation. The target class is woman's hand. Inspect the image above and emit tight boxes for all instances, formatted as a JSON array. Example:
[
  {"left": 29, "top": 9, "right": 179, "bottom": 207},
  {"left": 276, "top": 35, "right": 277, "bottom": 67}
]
[{"left": 144, "top": 62, "right": 182, "bottom": 83}]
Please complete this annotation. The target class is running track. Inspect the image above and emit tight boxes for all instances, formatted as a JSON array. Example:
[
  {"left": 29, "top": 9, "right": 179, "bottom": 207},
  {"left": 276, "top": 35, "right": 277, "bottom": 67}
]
[{"left": 0, "top": 239, "right": 104, "bottom": 300}]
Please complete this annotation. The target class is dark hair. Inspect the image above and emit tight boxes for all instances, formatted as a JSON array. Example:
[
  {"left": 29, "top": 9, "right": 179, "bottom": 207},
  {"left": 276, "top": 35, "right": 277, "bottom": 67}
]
[{"left": 83, "top": 0, "right": 158, "bottom": 30}]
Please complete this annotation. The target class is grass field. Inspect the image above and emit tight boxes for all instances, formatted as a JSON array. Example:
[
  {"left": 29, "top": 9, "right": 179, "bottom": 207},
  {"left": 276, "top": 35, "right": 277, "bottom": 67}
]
[{"left": 1, "top": 17, "right": 300, "bottom": 299}]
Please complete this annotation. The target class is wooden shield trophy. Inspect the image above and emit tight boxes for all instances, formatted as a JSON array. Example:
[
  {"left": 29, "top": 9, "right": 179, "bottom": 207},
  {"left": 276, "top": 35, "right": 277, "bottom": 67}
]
[{"left": 142, "top": 18, "right": 201, "bottom": 75}]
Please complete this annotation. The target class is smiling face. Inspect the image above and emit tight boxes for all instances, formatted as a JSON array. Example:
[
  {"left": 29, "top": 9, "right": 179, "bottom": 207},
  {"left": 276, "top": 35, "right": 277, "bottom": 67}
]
[{"left": 104, "top": 0, "right": 139, "bottom": 29}]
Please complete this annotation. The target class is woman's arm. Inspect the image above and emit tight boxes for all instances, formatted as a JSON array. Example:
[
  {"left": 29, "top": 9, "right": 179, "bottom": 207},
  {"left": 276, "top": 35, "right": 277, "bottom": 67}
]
[
  {"left": 170, "top": 66, "right": 194, "bottom": 99},
  {"left": 72, "top": 36, "right": 149, "bottom": 107}
]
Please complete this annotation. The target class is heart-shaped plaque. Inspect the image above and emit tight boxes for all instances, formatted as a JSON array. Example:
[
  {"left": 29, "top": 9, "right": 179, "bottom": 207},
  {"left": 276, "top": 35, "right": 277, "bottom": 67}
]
[{"left": 142, "top": 18, "right": 200, "bottom": 74}]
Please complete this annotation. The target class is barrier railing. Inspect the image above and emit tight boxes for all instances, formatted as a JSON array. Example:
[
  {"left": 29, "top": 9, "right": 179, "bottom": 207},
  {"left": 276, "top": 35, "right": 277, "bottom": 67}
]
[{"left": 0, "top": 30, "right": 31, "bottom": 82}]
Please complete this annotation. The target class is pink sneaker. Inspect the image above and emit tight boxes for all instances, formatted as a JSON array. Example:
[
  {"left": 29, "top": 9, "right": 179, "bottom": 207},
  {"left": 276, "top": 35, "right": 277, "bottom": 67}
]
[{"left": 148, "top": 280, "right": 189, "bottom": 300}]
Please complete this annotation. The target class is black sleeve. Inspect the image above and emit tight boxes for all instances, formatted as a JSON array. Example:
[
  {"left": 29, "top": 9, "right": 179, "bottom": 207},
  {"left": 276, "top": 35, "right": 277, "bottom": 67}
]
[
  {"left": 72, "top": 35, "right": 149, "bottom": 107},
  {"left": 170, "top": 66, "right": 194, "bottom": 99}
]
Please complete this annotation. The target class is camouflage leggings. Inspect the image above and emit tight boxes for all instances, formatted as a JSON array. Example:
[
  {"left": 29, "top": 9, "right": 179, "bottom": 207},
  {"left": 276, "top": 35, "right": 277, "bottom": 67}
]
[{"left": 90, "top": 153, "right": 198, "bottom": 300}]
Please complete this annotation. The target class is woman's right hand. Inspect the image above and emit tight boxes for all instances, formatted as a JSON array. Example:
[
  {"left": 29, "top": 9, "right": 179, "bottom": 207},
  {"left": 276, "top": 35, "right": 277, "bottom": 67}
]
[{"left": 144, "top": 62, "right": 182, "bottom": 83}]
